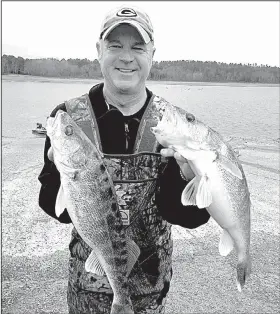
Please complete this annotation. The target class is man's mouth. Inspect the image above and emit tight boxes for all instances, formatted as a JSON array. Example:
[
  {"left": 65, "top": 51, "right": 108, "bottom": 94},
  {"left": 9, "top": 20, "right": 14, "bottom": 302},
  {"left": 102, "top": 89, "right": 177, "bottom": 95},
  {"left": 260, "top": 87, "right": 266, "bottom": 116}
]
[{"left": 116, "top": 68, "right": 136, "bottom": 73}]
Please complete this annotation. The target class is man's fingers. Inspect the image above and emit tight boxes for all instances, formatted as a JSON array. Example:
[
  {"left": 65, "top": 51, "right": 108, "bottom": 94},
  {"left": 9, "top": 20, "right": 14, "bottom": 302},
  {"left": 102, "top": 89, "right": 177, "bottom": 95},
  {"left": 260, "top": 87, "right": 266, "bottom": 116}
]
[
  {"left": 160, "top": 147, "right": 194, "bottom": 180},
  {"left": 160, "top": 149, "right": 188, "bottom": 162}
]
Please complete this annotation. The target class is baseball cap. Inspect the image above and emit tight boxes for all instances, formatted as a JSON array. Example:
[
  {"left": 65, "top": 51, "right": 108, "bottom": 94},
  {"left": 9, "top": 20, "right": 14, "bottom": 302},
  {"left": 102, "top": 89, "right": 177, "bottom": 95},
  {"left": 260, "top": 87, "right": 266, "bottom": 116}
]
[{"left": 100, "top": 6, "right": 154, "bottom": 44}]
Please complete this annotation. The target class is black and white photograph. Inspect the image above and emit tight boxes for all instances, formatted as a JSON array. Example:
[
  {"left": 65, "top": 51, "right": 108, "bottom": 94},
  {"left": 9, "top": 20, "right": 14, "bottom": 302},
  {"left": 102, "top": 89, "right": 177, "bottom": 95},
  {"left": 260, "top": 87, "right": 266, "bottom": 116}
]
[{"left": 2, "top": 1, "right": 279, "bottom": 313}]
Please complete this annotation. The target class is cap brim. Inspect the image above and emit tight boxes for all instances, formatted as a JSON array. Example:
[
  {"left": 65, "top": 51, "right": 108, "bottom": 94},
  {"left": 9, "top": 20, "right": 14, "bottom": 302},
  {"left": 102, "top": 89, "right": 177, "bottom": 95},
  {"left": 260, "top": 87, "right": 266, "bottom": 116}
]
[{"left": 102, "top": 20, "right": 151, "bottom": 44}]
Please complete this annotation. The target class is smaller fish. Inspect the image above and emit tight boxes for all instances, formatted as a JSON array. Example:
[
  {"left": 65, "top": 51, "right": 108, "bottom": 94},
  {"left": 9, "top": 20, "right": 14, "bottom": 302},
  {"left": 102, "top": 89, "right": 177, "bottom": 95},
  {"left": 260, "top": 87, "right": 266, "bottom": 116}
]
[{"left": 151, "top": 105, "right": 252, "bottom": 292}]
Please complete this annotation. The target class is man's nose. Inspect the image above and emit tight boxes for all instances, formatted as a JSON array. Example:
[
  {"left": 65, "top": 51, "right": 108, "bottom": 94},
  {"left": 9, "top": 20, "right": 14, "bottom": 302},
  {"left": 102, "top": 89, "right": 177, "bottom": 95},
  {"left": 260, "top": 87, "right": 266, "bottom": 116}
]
[{"left": 119, "top": 49, "right": 134, "bottom": 63}]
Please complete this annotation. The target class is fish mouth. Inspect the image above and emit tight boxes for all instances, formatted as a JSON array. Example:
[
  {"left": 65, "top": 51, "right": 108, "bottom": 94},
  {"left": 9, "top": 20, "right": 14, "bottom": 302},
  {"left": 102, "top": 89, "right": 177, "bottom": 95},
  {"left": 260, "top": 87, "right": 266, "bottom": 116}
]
[
  {"left": 46, "top": 110, "right": 67, "bottom": 136},
  {"left": 46, "top": 116, "right": 56, "bottom": 136}
]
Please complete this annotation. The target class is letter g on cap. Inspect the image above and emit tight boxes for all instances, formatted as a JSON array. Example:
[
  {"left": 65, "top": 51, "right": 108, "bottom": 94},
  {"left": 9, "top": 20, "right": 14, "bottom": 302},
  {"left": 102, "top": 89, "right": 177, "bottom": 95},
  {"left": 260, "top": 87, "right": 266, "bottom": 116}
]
[{"left": 117, "top": 8, "right": 137, "bottom": 17}]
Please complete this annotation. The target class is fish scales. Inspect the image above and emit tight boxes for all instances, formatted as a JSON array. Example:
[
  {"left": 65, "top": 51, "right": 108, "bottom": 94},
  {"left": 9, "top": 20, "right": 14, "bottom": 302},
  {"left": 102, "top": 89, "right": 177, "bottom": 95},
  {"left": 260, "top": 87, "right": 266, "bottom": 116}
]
[
  {"left": 66, "top": 154, "right": 125, "bottom": 259},
  {"left": 210, "top": 128, "right": 251, "bottom": 227},
  {"left": 46, "top": 110, "right": 140, "bottom": 314}
]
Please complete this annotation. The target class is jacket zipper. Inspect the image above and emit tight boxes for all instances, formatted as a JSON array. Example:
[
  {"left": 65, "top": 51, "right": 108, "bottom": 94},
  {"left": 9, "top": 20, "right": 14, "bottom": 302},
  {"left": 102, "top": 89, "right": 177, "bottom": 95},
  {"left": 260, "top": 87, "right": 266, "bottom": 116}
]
[{"left": 124, "top": 122, "right": 129, "bottom": 151}]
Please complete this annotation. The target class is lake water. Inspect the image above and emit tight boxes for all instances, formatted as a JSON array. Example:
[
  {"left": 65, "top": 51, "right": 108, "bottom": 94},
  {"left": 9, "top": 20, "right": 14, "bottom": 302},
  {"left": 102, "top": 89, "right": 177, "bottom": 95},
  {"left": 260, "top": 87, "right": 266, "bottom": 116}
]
[{"left": 2, "top": 75, "right": 279, "bottom": 143}]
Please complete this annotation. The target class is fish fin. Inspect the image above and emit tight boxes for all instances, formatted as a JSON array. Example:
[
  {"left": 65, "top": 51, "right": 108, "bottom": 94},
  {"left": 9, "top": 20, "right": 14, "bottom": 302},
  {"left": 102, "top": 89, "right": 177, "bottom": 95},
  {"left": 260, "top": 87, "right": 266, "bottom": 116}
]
[
  {"left": 55, "top": 186, "right": 66, "bottom": 217},
  {"left": 196, "top": 175, "right": 212, "bottom": 208},
  {"left": 219, "top": 230, "right": 234, "bottom": 256},
  {"left": 219, "top": 156, "right": 243, "bottom": 179},
  {"left": 181, "top": 177, "right": 198, "bottom": 206},
  {"left": 85, "top": 251, "right": 106, "bottom": 276},
  {"left": 127, "top": 239, "right": 141, "bottom": 275}
]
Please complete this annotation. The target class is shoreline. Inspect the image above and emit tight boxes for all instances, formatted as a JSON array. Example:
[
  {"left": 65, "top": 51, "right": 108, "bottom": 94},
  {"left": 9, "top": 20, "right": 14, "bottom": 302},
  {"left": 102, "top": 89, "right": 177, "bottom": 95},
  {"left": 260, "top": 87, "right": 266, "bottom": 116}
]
[{"left": 2, "top": 74, "right": 278, "bottom": 87}]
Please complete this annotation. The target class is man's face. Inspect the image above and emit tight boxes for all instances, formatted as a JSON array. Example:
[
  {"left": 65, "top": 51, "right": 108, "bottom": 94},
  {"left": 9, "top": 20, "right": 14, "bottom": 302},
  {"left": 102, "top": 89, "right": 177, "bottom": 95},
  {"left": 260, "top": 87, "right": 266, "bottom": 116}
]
[{"left": 97, "top": 24, "right": 155, "bottom": 94}]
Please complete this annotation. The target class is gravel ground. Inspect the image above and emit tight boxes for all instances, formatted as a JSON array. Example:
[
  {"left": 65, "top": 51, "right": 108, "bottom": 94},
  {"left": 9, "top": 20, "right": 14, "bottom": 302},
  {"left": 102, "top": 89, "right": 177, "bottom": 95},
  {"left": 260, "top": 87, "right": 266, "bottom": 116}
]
[{"left": 2, "top": 136, "right": 279, "bottom": 314}]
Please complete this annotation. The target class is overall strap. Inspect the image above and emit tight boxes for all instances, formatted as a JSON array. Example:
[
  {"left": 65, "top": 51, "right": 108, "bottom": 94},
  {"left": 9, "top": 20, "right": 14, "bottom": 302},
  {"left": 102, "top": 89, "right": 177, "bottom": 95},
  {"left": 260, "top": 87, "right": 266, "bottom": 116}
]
[
  {"left": 64, "top": 94, "right": 102, "bottom": 151},
  {"left": 134, "top": 95, "right": 169, "bottom": 153}
]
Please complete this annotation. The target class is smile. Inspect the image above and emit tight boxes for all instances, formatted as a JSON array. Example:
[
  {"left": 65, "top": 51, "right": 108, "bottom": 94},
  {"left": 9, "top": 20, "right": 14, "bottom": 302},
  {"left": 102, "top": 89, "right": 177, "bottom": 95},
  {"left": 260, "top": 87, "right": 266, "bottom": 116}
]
[{"left": 116, "top": 68, "right": 136, "bottom": 73}]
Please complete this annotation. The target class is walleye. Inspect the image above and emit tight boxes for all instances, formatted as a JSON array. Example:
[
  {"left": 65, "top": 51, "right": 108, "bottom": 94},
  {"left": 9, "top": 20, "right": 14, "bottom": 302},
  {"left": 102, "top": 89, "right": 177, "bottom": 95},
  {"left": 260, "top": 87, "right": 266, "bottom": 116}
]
[
  {"left": 46, "top": 110, "right": 140, "bottom": 314},
  {"left": 151, "top": 104, "right": 251, "bottom": 292}
]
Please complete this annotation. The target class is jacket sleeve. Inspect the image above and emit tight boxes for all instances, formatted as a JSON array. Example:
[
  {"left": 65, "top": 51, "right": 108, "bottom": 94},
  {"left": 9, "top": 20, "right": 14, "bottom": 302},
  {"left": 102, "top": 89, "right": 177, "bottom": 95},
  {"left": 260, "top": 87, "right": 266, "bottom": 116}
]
[
  {"left": 157, "top": 157, "right": 210, "bottom": 229},
  {"left": 38, "top": 104, "right": 72, "bottom": 224}
]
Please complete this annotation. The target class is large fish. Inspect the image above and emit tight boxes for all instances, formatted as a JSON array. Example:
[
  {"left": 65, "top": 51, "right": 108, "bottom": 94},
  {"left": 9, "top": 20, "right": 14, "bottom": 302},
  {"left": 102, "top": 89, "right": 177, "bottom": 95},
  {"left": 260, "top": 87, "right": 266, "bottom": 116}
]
[
  {"left": 46, "top": 110, "right": 140, "bottom": 314},
  {"left": 151, "top": 104, "right": 251, "bottom": 292}
]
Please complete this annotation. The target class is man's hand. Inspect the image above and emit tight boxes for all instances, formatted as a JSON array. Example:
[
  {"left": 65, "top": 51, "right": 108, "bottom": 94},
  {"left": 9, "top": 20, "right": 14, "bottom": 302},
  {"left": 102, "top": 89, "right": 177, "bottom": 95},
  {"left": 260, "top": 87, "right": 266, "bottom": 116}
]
[
  {"left": 160, "top": 148, "right": 195, "bottom": 181},
  {"left": 47, "top": 147, "right": 54, "bottom": 162}
]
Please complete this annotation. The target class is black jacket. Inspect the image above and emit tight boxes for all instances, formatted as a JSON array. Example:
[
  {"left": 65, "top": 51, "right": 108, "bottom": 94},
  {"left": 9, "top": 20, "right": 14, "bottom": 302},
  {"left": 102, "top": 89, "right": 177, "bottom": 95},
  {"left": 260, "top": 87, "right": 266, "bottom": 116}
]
[{"left": 38, "top": 83, "right": 210, "bottom": 228}]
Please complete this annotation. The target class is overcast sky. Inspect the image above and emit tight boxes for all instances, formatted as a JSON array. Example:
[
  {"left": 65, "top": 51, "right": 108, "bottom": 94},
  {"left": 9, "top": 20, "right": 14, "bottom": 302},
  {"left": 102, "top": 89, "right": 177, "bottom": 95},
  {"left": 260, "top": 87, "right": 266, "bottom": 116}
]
[{"left": 2, "top": 1, "right": 279, "bottom": 66}]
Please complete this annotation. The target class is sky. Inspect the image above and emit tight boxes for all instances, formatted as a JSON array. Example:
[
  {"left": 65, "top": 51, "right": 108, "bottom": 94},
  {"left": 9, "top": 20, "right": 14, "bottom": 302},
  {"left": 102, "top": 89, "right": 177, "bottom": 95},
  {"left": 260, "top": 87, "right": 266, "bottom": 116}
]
[{"left": 2, "top": 1, "right": 280, "bottom": 67}]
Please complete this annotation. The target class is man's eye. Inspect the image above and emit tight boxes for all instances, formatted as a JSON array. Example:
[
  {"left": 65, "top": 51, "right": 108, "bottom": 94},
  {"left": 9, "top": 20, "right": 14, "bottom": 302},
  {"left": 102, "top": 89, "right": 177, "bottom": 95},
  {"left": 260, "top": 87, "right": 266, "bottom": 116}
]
[
  {"left": 110, "top": 45, "right": 121, "bottom": 48},
  {"left": 133, "top": 47, "right": 144, "bottom": 51}
]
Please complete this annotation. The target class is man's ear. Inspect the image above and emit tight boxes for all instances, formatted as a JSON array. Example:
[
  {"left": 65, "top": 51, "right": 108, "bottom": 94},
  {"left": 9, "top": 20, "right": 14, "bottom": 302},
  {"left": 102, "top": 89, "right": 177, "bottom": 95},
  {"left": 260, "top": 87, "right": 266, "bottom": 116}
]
[
  {"left": 149, "top": 46, "right": 156, "bottom": 68},
  {"left": 96, "top": 41, "right": 101, "bottom": 60},
  {"left": 152, "top": 47, "right": 156, "bottom": 58}
]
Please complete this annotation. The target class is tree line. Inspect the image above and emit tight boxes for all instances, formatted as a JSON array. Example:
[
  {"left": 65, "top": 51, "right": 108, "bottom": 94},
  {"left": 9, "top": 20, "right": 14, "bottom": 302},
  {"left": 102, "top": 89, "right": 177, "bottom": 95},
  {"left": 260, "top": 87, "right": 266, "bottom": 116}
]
[{"left": 2, "top": 54, "right": 279, "bottom": 83}]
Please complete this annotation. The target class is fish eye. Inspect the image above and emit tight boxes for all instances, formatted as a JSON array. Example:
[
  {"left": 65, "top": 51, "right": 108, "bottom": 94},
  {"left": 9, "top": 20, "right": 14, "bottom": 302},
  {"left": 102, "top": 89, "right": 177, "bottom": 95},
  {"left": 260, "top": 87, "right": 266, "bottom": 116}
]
[
  {"left": 65, "top": 125, "right": 73, "bottom": 136},
  {"left": 185, "top": 113, "right": 196, "bottom": 122}
]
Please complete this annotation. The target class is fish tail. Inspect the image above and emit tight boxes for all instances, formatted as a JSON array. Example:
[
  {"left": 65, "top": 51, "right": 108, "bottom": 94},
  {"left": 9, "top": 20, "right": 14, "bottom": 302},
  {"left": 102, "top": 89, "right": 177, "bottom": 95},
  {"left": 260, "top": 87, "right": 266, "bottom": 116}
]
[{"left": 236, "top": 255, "right": 252, "bottom": 292}]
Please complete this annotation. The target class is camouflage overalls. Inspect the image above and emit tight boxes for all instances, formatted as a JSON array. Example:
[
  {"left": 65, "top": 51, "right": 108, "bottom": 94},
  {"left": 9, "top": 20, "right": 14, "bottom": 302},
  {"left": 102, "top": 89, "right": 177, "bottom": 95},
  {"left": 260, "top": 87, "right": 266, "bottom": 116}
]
[{"left": 65, "top": 94, "right": 173, "bottom": 314}]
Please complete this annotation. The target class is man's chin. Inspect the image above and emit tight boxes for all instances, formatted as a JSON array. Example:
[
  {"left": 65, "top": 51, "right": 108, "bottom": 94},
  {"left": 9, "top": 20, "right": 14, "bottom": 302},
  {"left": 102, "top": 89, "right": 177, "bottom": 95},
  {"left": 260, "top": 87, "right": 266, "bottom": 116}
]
[{"left": 114, "top": 81, "right": 138, "bottom": 93}]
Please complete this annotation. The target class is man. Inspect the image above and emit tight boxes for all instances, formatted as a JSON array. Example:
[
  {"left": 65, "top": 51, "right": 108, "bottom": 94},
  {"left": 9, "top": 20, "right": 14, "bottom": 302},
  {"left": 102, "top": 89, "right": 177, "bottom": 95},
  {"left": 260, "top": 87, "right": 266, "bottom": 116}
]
[{"left": 38, "top": 5, "right": 210, "bottom": 314}]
